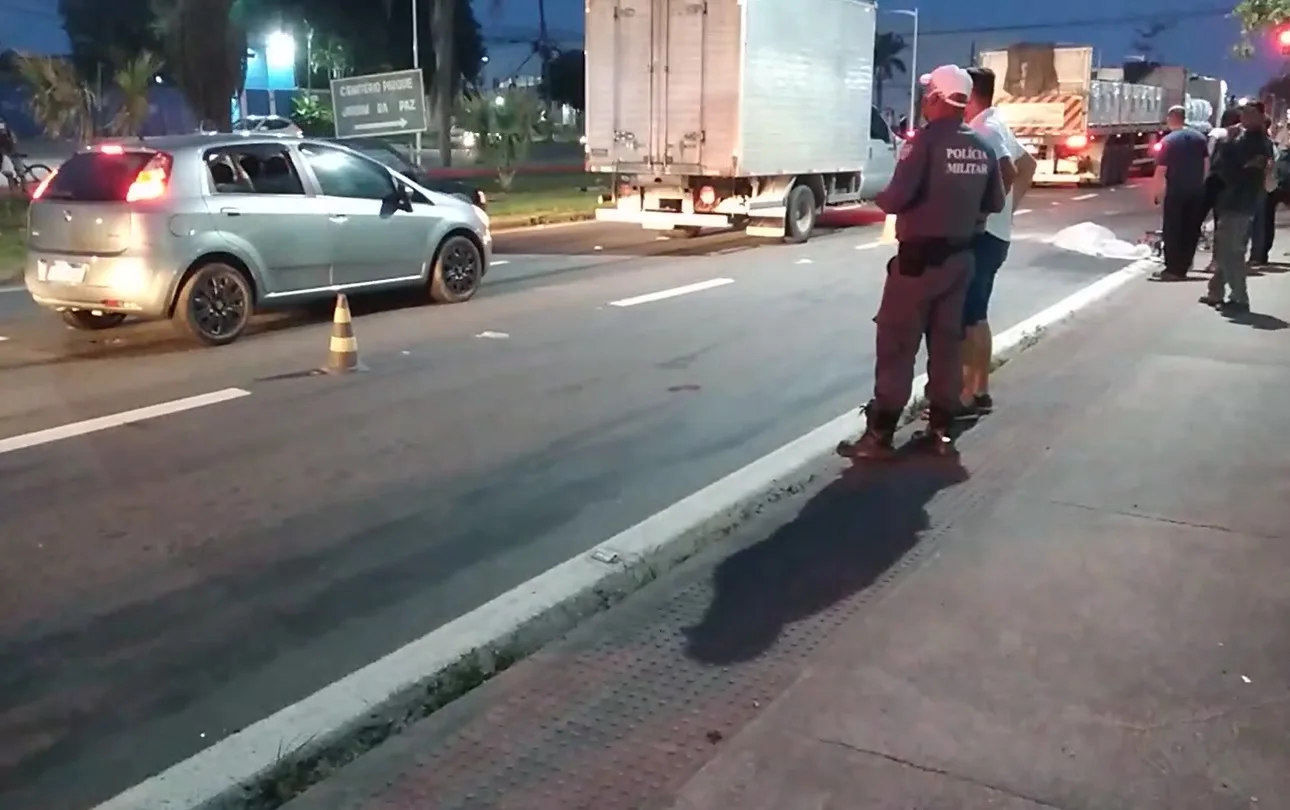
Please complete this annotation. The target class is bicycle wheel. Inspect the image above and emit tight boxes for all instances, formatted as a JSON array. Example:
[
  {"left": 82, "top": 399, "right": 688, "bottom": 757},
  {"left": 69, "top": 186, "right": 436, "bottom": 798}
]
[{"left": 22, "top": 163, "right": 51, "bottom": 193}]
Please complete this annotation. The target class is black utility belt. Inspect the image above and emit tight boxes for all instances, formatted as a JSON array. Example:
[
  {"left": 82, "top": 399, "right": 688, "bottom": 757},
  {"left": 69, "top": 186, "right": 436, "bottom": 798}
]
[{"left": 895, "top": 238, "right": 972, "bottom": 277}]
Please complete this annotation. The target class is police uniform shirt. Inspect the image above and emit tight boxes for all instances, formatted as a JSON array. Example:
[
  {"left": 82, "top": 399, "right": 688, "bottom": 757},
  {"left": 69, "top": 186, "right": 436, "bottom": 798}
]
[{"left": 876, "top": 117, "right": 1005, "bottom": 242}]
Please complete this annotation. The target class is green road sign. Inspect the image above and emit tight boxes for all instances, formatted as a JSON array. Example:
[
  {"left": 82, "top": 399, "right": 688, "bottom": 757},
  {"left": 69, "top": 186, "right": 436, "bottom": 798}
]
[{"left": 330, "top": 69, "right": 428, "bottom": 138}]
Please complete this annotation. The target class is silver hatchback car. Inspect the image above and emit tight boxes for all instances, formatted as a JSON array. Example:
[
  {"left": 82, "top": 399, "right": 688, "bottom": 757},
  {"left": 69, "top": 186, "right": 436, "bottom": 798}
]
[{"left": 24, "top": 133, "right": 492, "bottom": 345}]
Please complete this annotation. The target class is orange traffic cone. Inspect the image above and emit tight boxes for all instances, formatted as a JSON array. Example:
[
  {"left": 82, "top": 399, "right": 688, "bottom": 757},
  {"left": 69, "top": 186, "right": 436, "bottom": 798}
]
[{"left": 324, "top": 294, "right": 362, "bottom": 373}]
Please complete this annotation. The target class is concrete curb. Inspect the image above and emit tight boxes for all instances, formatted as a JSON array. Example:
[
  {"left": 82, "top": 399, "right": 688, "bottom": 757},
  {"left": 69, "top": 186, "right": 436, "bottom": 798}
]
[
  {"left": 490, "top": 210, "right": 596, "bottom": 231},
  {"left": 92, "top": 256, "right": 1158, "bottom": 810}
]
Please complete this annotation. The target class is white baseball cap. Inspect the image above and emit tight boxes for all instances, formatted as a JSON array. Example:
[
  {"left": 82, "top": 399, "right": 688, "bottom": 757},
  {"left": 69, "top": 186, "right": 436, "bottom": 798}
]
[{"left": 919, "top": 64, "right": 972, "bottom": 108}]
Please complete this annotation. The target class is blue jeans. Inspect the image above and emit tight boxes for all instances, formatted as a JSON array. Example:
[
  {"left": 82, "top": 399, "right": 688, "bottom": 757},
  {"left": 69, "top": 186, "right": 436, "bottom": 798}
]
[{"left": 963, "top": 232, "right": 1009, "bottom": 327}]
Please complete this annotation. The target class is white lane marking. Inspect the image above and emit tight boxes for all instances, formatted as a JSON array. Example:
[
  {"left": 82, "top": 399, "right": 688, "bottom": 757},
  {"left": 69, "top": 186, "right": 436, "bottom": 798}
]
[
  {"left": 1050, "top": 201, "right": 1061, "bottom": 206},
  {"left": 0, "top": 336, "right": 7, "bottom": 341},
  {"left": 856, "top": 241, "right": 883, "bottom": 250},
  {"left": 92, "top": 257, "right": 1157, "bottom": 810},
  {"left": 0, "top": 285, "right": 23, "bottom": 295},
  {"left": 795, "top": 258, "right": 813, "bottom": 264},
  {"left": 1072, "top": 193, "right": 1098, "bottom": 201},
  {"left": 490, "top": 260, "right": 510, "bottom": 266},
  {"left": 609, "top": 278, "right": 734, "bottom": 307},
  {"left": 0, "top": 388, "right": 251, "bottom": 456},
  {"left": 476, "top": 330, "right": 510, "bottom": 339},
  {"left": 1015, "top": 209, "right": 1032, "bottom": 216}
]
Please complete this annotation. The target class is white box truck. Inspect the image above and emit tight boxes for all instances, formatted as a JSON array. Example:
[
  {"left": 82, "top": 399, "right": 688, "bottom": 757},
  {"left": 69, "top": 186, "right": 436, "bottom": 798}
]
[{"left": 584, "top": 0, "right": 893, "bottom": 243}]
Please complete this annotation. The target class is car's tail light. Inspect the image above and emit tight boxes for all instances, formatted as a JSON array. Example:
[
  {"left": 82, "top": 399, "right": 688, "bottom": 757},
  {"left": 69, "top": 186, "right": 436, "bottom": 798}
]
[
  {"left": 126, "top": 152, "right": 173, "bottom": 202},
  {"left": 30, "top": 169, "right": 57, "bottom": 199},
  {"left": 1064, "top": 134, "right": 1089, "bottom": 150}
]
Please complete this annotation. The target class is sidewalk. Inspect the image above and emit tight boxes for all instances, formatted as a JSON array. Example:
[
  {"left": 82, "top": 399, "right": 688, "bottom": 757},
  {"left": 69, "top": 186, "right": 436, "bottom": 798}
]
[{"left": 281, "top": 254, "right": 1290, "bottom": 809}]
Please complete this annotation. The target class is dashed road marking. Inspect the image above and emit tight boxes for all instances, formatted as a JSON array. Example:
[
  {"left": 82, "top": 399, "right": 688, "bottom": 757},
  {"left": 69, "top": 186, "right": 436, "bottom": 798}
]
[
  {"left": 0, "top": 388, "right": 251, "bottom": 456},
  {"left": 1015, "top": 209, "right": 1032, "bottom": 215},
  {"left": 1072, "top": 193, "right": 1098, "bottom": 201},
  {"left": 609, "top": 278, "right": 734, "bottom": 307}
]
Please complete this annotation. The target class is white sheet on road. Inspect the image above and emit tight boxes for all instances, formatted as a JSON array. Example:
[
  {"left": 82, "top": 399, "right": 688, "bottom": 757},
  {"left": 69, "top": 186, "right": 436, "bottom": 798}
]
[{"left": 1051, "top": 222, "right": 1152, "bottom": 261}]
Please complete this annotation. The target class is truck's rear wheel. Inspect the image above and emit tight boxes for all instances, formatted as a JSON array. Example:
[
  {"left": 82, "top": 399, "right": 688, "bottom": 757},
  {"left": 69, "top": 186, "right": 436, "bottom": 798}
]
[{"left": 784, "top": 184, "right": 816, "bottom": 244}]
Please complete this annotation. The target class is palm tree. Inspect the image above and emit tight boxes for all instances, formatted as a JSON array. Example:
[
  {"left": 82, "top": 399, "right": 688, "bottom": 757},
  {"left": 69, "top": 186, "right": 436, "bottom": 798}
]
[
  {"left": 152, "top": 0, "right": 247, "bottom": 131},
  {"left": 873, "top": 32, "right": 908, "bottom": 111},
  {"left": 15, "top": 54, "right": 96, "bottom": 142},
  {"left": 109, "top": 51, "right": 162, "bottom": 135}
]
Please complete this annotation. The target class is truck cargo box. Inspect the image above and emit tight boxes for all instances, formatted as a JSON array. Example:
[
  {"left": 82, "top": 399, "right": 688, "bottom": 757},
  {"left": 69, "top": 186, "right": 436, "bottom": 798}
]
[
  {"left": 1123, "top": 62, "right": 1187, "bottom": 113},
  {"left": 584, "top": 0, "right": 875, "bottom": 178},
  {"left": 978, "top": 45, "right": 1165, "bottom": 134}
]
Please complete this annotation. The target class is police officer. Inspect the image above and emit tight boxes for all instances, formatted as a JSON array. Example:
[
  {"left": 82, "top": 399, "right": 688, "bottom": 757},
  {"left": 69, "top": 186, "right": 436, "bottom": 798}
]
[{"left": 840, "top": 65, "right": 1005, "bottom": 460}]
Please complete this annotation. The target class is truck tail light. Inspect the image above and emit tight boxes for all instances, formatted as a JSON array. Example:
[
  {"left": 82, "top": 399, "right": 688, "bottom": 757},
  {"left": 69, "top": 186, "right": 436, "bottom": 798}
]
[{"left": 1064, "top": 134, "right": 1089, "bottom": 150}]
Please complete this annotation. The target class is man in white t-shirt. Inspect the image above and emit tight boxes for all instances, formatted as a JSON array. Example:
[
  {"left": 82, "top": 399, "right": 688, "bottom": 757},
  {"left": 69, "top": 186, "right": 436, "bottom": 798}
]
[{"left": 959, "top": 66, "right": 1036, "bottom": 416}]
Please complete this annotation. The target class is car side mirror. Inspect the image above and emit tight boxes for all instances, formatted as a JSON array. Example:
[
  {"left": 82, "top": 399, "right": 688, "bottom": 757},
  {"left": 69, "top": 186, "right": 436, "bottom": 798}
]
[{"left": 389, "top": 183, "right": 414, "bottom": 212}]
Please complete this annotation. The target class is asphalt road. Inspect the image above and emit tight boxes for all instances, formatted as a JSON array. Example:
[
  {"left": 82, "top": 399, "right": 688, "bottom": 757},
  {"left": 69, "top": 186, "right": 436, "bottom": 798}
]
[{"left": 0, "top": 184, "right": 1163, "bottom": 810}]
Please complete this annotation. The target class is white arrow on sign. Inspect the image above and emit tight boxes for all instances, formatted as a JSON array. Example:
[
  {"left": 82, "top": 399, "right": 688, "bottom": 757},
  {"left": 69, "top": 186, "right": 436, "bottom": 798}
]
[{"left": 353, "top": 118, "right": 409, "bottom": 131}]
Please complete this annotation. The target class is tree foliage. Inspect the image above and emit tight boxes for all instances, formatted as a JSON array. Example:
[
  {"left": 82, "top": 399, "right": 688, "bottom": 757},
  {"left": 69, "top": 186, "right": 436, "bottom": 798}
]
[
  {"left": 542, "top": 49, "right": 585, "bottom": 111},
  {"left": 109, "top": 51, "right": 164, "bottom": 135},
  {"left": 1233, "top": 0, "right": 1290, "bottom": 57},
  {"left": 460, "top": 90, "right": 538, "bottom": 188},
  {"left": 873, "top": 32, "right": 908, "bottom": 110},
  {"left": 15, "top": 55, "right": 97, "bottom": 141},
  {"left": 151, "top": 0, "right": 247, "bottom": 130},
  {"left": 58, "top": 0, "right": 160, "bottom": 83},
  {"left": 57, "top": 0, "right": 486, "bottom": 140}
]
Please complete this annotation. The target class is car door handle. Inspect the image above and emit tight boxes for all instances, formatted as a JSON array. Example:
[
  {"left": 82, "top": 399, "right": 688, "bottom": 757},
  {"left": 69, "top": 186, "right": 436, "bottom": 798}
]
[
  {"left": 329, "top": 214, "right": 348, "bottom": 223},
  {"left": 220, "top": 207, "right": 241, "bottom": 216}
]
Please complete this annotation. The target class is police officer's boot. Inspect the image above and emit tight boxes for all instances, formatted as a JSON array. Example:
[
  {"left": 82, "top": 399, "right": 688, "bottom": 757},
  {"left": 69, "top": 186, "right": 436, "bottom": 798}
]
[
  {"left": 913, "top": 405, "right": 959, "bottom": 457},
  {"left": 838, "top": 401, "right": 899, "bottom": 461}
]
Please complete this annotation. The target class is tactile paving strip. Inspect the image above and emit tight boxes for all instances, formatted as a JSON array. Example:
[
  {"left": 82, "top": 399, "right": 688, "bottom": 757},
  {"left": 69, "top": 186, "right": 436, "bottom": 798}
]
[{"left": 287, "top": 278, "right": 1175, "bottom": 810}]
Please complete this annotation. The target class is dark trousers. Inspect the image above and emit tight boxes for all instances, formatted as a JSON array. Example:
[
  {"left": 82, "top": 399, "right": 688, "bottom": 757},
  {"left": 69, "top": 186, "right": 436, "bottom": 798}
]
[
  {"left": 1250, "top": 189, "right": 1280, "bottom": 263},
  {"left": 1162, "top": 189, "right": 1205, "bottom": 277},
  {"left": 873, "top": 251, "right": 973, "bottom": 419}
]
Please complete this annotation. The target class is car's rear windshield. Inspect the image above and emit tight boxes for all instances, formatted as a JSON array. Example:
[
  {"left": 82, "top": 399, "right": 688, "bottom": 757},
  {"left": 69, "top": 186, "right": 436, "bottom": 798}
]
[{"left": 43, "top": 150, "right": 156, "bottom": 201}]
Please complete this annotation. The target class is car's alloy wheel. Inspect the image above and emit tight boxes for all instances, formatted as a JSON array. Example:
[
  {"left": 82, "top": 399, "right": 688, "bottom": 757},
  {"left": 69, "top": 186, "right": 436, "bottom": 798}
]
[
  {"left": 429, "top": 235, "right": 483, "bottom": 304},
  {"left": 174, "top": 263, "right": 253, "bottom": 346}
]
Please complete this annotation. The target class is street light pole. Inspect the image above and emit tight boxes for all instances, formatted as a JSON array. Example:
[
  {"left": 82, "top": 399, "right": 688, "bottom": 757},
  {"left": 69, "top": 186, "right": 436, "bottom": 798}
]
[
  {"left": 908, "top": 9, "right": 919, "bottom": 128},
  {"left": 411, "top": 0, "right": 422, "bottom": 166},
  {"left": 888, "top": 8, "right": 919, "bottom": 130}
]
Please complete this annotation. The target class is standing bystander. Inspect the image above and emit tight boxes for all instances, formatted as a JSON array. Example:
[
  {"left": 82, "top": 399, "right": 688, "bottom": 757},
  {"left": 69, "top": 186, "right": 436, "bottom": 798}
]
[
  {"left": 839, "top": 65, "right": 1004, "bottom": 460},
  {"left": 1202, "top": 102, "right": 1271, "bottom": 313},
  {"left": 956, "top": 66, "right": 1036, "bottom": 418},
  {"left": 1150, "top": 105, "right": 1210, "bottom": 281}
]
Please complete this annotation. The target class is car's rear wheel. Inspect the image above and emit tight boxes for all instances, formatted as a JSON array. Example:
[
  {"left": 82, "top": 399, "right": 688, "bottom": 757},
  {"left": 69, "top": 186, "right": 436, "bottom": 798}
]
[
  {"left": 173, "top": 262, "right": 253, "bottom": 346},
  {"left": 429, "top": 235, "right": 483, "bottom": 304},
  {"left": 60, "top": 310, "right": 126, "bottom": 330}
]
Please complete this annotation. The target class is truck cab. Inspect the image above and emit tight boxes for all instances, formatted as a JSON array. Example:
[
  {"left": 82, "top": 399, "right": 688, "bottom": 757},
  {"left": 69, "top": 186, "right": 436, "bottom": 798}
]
[{"left": 862, "top": 109, "right": 900, "bottom": 199}]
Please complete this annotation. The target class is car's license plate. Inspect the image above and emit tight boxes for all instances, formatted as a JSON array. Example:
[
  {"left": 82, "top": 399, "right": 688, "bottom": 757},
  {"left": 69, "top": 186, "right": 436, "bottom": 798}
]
[{"left": 45, "top": 261, "right": 87, "bottom": 284}]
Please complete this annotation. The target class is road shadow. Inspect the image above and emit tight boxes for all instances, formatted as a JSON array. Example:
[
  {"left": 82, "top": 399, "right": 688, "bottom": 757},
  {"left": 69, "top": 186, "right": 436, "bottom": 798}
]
[
  {"left": 1223, "top": 310, "right": 1289, "bottom": 330},
  {"left": 492, "top": 211, "right": 880, "bottom": 257},
  {"left": 0, "top": 289, "right": 430, "bottom": 365},
  {"left": 683, "top": 451, "right": 968, "bottom": 666}
]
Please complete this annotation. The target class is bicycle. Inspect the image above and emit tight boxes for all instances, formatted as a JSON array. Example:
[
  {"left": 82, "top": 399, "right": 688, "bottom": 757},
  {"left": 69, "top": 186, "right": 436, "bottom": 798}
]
[{"left": 1, "top": 154, "right": 53, "bottom": 197}]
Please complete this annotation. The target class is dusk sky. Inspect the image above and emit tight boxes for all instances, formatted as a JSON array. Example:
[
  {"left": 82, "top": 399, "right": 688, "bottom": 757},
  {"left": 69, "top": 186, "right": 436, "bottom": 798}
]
[{"left": 0, "top": 0, "right": 1278, "bottom": 98}]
